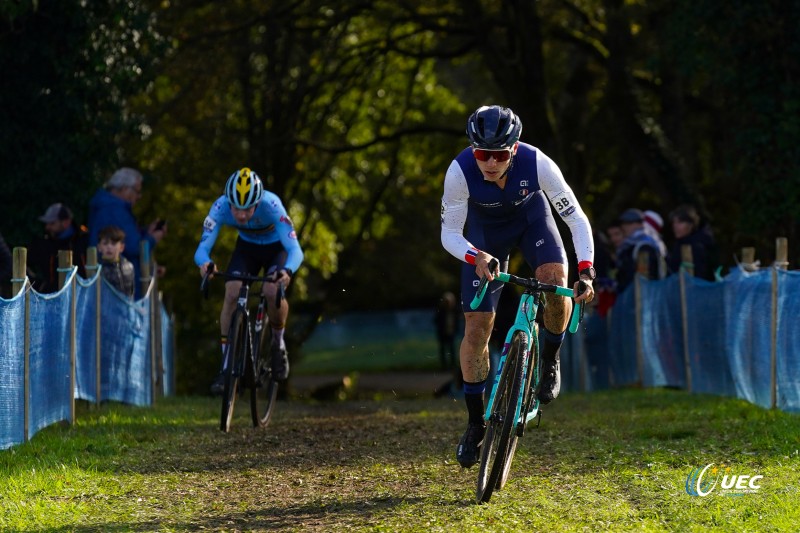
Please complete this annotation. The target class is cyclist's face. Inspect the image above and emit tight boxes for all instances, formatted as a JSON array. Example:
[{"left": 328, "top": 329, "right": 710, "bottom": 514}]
[
  {"left": 474, "top": 144, "right": 517, "bottom": 182},
  {"left": 230, "top": 205, "right": 256, "bottom": 224}
]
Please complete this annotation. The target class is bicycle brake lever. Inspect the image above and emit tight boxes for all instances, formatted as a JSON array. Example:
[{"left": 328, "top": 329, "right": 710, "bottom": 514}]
[
  {"left": 567, "top": 280, "right": 588, "bottom": 333},
  {"left": 200, "top": 262, "right": 215, "bottom": 299},
  {"left": 470, "top": 258, "right": 499, "bottom": 310}
]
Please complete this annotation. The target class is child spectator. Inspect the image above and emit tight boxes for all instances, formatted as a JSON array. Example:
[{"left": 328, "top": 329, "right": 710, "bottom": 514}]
[{"left": 97, "top": 226, "right": 135, "bottom": 299}]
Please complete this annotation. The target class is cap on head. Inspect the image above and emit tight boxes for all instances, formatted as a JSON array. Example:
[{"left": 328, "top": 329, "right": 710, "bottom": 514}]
[
  {"left": 466, "top": 105, "right": 522, "bottom": 149},
  {"left": 38, "top": 203, "right": 73, "bottom": 223},
  {"left": 618, "top": 208, "right": 644, "bottom": 224}
]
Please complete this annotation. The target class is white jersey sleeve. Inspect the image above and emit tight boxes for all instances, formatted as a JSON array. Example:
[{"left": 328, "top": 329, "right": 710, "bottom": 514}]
[
  {"left": 440, "top": 160, "right": 479, "bottom": 263},
  {"left": 536, "top": 152, "right": 594, "bottom": 265}
]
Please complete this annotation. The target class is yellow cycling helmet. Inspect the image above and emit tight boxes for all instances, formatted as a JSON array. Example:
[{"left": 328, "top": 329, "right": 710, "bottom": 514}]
[{"left": 225, "top": 167, "right": 264, "bottom": 209}]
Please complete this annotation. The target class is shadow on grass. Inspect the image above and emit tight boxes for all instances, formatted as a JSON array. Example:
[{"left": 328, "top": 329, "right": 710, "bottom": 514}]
[{"left": 45, "top": 495, "right": 427, "bottom": 532}]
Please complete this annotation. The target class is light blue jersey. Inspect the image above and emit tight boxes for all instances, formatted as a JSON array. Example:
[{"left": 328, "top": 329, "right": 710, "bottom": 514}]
[{"left": 194, "top": 192, "right": 304, "bottom": 272}]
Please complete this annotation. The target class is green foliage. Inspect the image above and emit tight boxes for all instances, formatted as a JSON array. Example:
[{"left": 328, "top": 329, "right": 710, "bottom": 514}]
[
  {"left": 122, "top": 1, "right": 468, "bottom": 391},
  {"left": 4, "top": 0, "right": 799, "bottom": 392},
  {"left": 0, "top": 0, "right": 164, "bottom": 246}
]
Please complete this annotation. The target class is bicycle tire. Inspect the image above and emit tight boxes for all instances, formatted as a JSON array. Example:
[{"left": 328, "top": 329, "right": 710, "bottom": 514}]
[
  {"left": 498, "top": 329, "right": 538, "bottom": 490},
  {"left": 249, "top": 326, "right": 279, "bottom": 428},
  {"left": 477, "top": 330, "right": 527, "bottom": 503},
  {"left": 220, "top": 309, "right": 247, "bottom": 433}
]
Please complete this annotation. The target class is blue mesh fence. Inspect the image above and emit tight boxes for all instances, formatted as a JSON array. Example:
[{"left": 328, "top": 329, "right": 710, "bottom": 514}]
[
  {"left": 0, "top": 289, "right": 25, "bottom": 449},
  {"left": 685, "top": 276, "right": 736, "bottom": 397},
  {"left": 584, "top": 267, "right": 800, "bottom": 412},
  {"left": 0, "top": 266, "right": 174, "bottom": 450},
  {"left": 723, "top": 269, "right": 773, "bottom": 409},
  {"left": 607, "top": 286, "right": 639, "bottom": 387},
  {"left": 776, "top": 270, "right": 800, "bottom": 412},
  {"left": 639, "top": 276, "right": 684, "bottom": 388},
  {"left": 75, "top": 274, "right": 100, "bottom": 403},
  {"left": 102, "top": 285, "right": 152, "bottom": 406},
  {"left": 28, "top": 273, "right": 75, "bottom": 438},
  {"left": 161, "top": 303, "right": 175, "bottom": 397}
]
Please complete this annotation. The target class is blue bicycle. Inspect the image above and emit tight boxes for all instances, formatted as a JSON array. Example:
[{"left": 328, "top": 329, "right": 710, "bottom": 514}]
[{"left": 472, "top": 264, "right": 585, "bottom": 503}]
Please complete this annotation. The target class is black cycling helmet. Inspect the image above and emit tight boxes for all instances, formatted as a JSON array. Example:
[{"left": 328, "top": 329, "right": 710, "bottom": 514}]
[{"left": 466, "top": 105, "right": 522, "bottom": 149}]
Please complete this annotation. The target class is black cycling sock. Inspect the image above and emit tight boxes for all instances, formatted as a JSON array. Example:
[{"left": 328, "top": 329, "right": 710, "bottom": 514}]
[
  {"left": 464, "top": 380, "right": 487, "bottom": 425},
  {"left": 541, "top": 328, "right": 565, "bottom": 362}
]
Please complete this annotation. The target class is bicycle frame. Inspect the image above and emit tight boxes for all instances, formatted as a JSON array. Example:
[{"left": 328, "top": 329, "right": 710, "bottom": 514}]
[
  {"left": 471, "top": 267, "right": 585, "bottom": 502},
  {"left": 484, "top": 289, "right": 540, "bottom": 428},
  {"left": 201, "top": 263, "right": 284, "bottom": 431},
  {"left": 472, "top": 271, "right": 581, "bottom": 430}
]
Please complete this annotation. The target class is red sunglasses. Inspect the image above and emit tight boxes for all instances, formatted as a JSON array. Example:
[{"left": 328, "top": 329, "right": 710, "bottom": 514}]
[{"left": 473, "top": 148, "right": 513, "bottom": 162}]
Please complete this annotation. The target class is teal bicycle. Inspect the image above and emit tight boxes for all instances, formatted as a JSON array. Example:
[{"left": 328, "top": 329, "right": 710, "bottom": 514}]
[{"left": 472, "top": 261, "right": 585, "bottom": 503}]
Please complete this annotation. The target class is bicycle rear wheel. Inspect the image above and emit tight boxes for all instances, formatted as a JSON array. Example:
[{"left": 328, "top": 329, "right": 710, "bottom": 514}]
[
  {"left": 249, "top": 327, "right": 279, "bottom": 428},
  {"left": 220, "top": 309, "right": 247, "bottom": 433},
  {"left": 477, "top": 330, "right": 527, "bottom": 503}
]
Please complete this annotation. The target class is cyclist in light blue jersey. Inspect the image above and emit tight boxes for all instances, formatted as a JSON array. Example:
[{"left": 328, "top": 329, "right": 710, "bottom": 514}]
[{"left": 195, "top": 167, "right": 303, "bottom": 393}]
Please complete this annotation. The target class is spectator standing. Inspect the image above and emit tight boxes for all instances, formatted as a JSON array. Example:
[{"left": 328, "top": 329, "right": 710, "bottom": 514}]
[
  {"left": 27, "top": 203, "right": 89, "bottom": 293},
  {"left": 606, "top": 221, "right": 625, "bottom": 259},
  {"left": 88, "top": 167, "right": 166, "bottom": 299},
  {"left": 97, "top": 225, "right": 135, "bottom": 299},
  {"left": 0, "top": 230, "right": 12, "bottom": 298},
  {"left": 642, "top": 209, "right": 668, "bottom": 259},
  {"left": 434, "top": 291, "right": 460, "bottom": 371},
  {"left": 614, "top": 208, "right": 664, "bottom": 293},
  {"left": 666, "top": 204, "right": 716, "bottom": 281}
]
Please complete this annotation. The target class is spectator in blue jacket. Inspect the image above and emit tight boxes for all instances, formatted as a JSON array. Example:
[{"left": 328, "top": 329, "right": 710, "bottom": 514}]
[
  {"left": 88, "top": 167, "right": 166, "bottom": 298},
  {"left": 614, "top": 208, "right": 664, "bottom": 293}
]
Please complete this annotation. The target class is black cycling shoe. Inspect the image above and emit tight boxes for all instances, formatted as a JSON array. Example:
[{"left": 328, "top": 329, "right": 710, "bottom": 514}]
[
  {"left": 210, "top": 372, "right": 225, "bottom": 396},
  {"left": 538, "top": 356, "right": 561, "bottom": 405},
  {"left": 270, "top": 344, "right": 290, "bottom": 382},
  {"left": 456, "top": 422, "right": 486, "bottom": 468}
]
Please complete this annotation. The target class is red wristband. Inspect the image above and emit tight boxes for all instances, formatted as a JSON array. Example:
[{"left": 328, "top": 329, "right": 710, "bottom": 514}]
[
  {"left": 465, "top": 248, "right": 479, "bottom": 265},
  {"left": 578, "top": 260, "right": 593, "bottom": 272}
]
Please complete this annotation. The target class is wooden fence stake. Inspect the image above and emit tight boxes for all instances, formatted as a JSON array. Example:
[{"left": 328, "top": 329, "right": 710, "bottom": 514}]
[
  {"left": 770, "top": 237, "right": 787, "bottom": 409},
  {"left": 741, "top": 247, "right": 757, "bottom": 271},
  {"left": 12, "top": 248, "right": 30, "bottom": 441}
]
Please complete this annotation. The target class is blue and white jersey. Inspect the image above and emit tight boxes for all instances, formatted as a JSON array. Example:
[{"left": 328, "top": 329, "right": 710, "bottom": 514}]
[
  {"left": 441, "top": 142, "right": 593, "bottom": 265},
  {"left": 194, "top": 192, "right": 304, "bottom": 272}
]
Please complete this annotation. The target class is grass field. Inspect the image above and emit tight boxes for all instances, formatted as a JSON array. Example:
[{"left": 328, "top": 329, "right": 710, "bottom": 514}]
[
  {"left": 295, "top": 338, "right": 443, "bottom": 374},
  {"left": 1, "top": 389, "right": 798, "bottom": 532}
]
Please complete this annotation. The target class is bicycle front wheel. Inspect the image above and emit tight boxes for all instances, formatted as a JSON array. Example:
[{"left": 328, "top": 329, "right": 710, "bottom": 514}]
[
  {"left": 499, "top": 327, "right": 538, "bottom": 490},
  {"left": 220, "top": 309, "right": 247, "bottom": 433},
  {"left": 477, "top": 330, "right": 527, "bottom": 503},
  {"left": 249, "top": 327, "right": 279, "bottom": 428}
]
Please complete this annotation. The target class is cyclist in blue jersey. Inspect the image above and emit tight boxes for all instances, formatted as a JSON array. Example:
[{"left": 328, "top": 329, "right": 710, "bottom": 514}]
[
  {"left": 441, "top": 106, "right": 596, "bottom": 468},
  {"left": 195, "top": 168, "right": 304, "bottom": 393}
]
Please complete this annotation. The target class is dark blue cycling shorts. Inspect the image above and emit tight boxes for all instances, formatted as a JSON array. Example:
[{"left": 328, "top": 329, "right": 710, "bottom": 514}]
[
  {"left": 226, "top": 238, "right": 287, "bottom": 278},
  {"left": 460, "top": 191, "right": 567, "bottom": 313}
]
